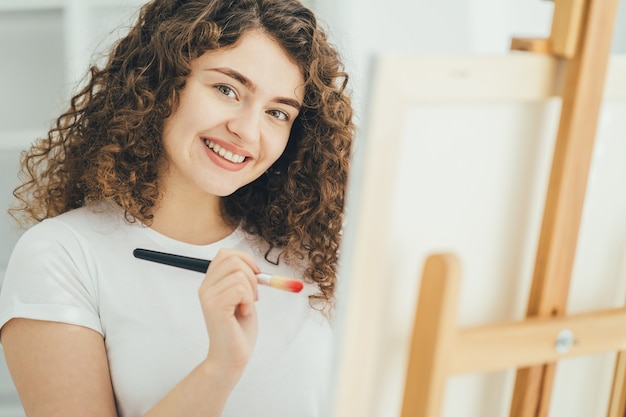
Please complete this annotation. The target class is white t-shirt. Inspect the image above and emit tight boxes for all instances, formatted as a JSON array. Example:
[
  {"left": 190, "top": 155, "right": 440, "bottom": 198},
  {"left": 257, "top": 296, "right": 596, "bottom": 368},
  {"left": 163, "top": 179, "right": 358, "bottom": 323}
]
[{"left": 0, "top": 202, "right": 333, "bottom": 417}]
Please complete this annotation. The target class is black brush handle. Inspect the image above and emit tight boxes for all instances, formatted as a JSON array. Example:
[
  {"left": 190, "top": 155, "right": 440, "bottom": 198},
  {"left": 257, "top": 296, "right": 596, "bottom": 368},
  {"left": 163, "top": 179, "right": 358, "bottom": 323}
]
[{"left": 133, "top": 248, "right": 210, "bottom": 274}]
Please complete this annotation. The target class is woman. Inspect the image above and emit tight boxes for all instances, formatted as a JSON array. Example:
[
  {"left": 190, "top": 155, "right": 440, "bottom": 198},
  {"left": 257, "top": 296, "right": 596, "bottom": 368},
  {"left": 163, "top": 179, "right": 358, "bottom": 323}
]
[{"left": 0, "top": 0, "right": 354, "bottom": 416}]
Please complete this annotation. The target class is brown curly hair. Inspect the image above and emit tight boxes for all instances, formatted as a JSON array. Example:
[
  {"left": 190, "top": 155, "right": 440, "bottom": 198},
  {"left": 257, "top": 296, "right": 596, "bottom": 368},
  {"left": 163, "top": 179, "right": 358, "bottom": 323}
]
[{"left": 10, "top": 0, "right": 354, "bottom": 308}]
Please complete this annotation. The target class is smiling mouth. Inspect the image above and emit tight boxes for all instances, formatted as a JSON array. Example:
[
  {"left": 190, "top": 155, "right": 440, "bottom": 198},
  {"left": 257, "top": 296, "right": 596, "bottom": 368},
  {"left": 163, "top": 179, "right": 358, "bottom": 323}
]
[{"left": 203, "top": 139, "right": 247, "bottom": 163}]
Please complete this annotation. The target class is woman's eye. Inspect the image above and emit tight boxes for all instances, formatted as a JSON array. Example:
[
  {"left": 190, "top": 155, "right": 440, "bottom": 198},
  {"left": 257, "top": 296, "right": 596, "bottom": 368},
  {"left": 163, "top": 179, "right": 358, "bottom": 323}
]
[
  {"left": 268, "top": 109, "right": 289, "bottom": 121},
  {"left": 216, "top": 85, "right": 236, "bottom": 98}
]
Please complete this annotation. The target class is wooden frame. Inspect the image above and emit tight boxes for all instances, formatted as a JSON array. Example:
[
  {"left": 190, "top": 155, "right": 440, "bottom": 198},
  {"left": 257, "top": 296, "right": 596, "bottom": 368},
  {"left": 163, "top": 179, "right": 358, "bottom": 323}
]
[
  {"left": 332, "top": 0, "right": 624, "bottom": 416},
  {"left": 332, "top": 53, "right": 564, "bottom": 417},
  {"left": 399, "top": 0, "right": 623, "bottom": 416},
  {"left": 399, "top": 0, "right": 622, "bottom": 415},
  {"left": 400, "top": 253, "right": 626, "bottom": 417},
  {"left": 332, "top": 54, "right": 626, "bottom": 417},
  {"left": 510, "top": 0, "right": 619, "bottom": 415}
]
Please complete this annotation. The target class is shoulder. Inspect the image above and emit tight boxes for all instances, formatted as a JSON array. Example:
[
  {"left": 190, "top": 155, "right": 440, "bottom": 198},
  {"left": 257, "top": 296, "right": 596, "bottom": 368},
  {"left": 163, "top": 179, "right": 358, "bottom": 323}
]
[
  {"left": 53, "top": 201, "right": 127, "bottom": 230},
  {"left": 11, "top": 202, "right": 129, "bottom": 267},
  {"left": 10, "top": 214, "right": 92, "bottom": 278},
  {"left": 23, "top": 201, "right": 127, "bottom": 239}
]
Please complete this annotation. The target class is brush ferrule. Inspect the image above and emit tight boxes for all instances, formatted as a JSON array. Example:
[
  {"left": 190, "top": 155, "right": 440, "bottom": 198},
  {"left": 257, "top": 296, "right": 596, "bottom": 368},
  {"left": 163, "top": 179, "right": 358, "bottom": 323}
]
[{"left": 256, "top": 273, "right": 272, "bottom": 285}]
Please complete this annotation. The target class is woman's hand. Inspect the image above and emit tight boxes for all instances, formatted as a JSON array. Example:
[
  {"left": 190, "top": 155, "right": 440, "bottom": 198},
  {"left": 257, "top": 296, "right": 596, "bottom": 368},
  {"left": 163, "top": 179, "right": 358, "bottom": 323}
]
[{"left": 197, "top": 248, "right": 260, "bottom": 384}]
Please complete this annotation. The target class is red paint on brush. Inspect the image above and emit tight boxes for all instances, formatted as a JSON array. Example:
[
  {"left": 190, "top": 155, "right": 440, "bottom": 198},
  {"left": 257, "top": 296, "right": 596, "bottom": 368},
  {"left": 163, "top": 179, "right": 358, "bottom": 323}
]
[{"left": 285, "top": 279, "right": 304, "bottom": 293}]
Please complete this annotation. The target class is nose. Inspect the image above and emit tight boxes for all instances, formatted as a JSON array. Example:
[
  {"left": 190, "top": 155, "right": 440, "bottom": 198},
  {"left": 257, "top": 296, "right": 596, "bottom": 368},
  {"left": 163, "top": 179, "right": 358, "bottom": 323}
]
[{"left": 226, "top": 104, "right": 262, "bottom": 144}]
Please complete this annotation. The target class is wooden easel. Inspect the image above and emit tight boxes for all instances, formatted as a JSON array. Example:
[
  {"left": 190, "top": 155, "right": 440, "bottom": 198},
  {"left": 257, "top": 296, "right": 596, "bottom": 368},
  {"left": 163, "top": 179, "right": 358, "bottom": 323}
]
[{"left": 400, "top": 0, "right": 622, "bottom": 416}]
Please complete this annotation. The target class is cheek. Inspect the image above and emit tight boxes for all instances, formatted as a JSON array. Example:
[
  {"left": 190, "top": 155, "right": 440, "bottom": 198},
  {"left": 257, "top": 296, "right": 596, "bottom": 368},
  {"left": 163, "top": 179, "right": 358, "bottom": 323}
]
[
  {"left": 269, "top": 135, "right": 291, "bottom": 162},
  {"left": 160, "top": 124, "right": 175, "bottom": 157},
  {"left": 261, "top": 124, "right": 291, "bottom": 157},
  {"left": 162, "top": 115, "right": 187, "bottom": 146}
]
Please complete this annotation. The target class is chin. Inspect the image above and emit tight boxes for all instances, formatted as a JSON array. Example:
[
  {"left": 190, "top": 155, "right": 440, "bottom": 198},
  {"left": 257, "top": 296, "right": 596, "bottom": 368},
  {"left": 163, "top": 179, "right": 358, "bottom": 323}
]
[{"left": 206, "top": 185, "right": 242, "bottom": 198}]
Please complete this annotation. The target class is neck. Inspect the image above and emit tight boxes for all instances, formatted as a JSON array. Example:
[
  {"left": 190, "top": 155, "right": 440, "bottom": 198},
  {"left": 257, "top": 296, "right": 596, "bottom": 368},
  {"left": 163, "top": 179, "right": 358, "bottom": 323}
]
[{"left": 150, "top": 186, "right": 235, "bottom": 246}]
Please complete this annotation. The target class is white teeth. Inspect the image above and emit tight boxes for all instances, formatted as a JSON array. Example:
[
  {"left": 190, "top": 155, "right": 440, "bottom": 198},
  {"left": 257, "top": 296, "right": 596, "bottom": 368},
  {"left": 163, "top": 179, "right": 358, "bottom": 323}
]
[{"left": 204, "top": 139, "right": 246, "bottom": 163}]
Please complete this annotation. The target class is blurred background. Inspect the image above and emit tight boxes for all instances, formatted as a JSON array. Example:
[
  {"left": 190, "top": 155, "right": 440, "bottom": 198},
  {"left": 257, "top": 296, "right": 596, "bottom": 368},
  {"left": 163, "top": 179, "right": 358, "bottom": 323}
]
[{"left": 0, "top": 0, "right": 625, "bottom": 414}]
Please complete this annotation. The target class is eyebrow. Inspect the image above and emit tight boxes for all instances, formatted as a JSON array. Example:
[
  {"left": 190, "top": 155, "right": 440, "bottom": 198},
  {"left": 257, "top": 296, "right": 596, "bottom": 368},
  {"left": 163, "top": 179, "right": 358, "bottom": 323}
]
[{"left": 206, "top": 67, "right": 302, "bottom": 111}]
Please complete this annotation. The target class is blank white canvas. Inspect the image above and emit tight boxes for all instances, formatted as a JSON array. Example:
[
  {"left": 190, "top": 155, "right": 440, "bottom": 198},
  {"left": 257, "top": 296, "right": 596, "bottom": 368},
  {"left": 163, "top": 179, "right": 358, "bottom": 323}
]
[{"left": 332, "top": 54, "right": 626, "bottom": 417}]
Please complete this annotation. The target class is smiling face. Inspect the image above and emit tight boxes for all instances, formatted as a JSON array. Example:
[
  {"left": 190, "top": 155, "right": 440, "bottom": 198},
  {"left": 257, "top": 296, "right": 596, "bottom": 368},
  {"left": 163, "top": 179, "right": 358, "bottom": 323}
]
[{"left": 159, "top": 30, "right": 305, "bottom": 201}]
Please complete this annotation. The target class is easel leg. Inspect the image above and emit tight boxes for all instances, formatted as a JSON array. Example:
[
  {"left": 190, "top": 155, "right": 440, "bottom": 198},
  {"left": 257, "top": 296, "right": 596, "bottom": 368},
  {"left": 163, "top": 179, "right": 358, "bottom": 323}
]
[
  {"left": 509, "top": 0, "right": 621, "bottom": 415},
  {"left": 607, "top": 352, "right": 626, "bottom": 417},
  {"left": 400, "top": 254, "right": 460, "bottom": 417}
]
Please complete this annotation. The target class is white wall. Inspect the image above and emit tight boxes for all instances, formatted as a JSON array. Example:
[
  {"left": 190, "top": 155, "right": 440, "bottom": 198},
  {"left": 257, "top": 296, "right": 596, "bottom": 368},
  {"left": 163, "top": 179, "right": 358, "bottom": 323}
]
[
  {"left": 315, "top": 0, "right": 625, "bottom": 119},
  {"left": 0, "top": 0, "right": 145, "bottom": 263}
]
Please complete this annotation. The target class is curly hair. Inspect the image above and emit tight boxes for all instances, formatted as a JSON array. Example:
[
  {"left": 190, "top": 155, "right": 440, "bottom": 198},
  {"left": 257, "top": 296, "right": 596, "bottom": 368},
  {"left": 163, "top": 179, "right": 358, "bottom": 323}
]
[{"left": 10, "top": 0, "right": 354, "bottom": 308}]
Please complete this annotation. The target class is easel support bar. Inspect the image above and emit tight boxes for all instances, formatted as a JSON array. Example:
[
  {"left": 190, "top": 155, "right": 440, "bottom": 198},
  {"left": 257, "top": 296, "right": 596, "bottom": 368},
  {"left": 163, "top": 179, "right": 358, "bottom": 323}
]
[{"left": 453, "top": 307, "right": 626, "bottom": 374}]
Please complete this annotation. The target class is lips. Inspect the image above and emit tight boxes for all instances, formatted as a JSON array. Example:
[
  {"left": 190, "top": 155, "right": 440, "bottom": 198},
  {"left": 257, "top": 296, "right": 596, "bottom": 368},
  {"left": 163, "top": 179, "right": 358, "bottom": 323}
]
[{"left": 203, "top": 139, "right": 247, "bottom": 163}]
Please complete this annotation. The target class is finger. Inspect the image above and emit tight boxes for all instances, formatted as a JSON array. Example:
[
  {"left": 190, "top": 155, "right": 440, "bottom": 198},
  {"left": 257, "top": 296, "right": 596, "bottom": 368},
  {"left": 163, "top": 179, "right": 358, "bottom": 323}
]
[
  {"left": 201, "top": 271, "right": 254, "bottom": 304},
  {"left": 199, "top": 272, "right": 257, "bottom": 319},
  {"left": 210, "top": 249, "right": 260, "bottom": 275},
  {"left": 200, "top": 262, "right": 257, "bottom": 301},
  {"left": 203, "top": 250, "right": 259, "bottom": 298}
]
